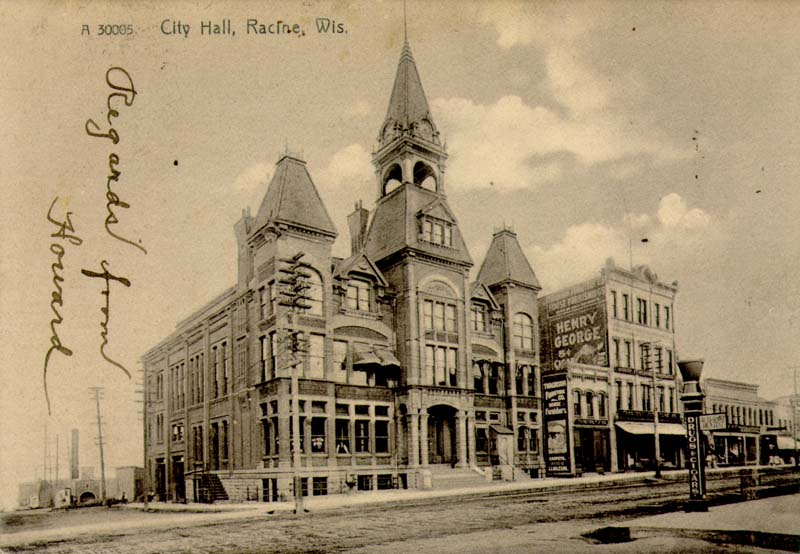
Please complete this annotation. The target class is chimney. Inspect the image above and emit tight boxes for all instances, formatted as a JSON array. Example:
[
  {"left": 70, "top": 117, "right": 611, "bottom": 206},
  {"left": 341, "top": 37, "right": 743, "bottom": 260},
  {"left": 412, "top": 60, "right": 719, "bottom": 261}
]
[
  {"left": 70, "top": 429, "right": 79, "bottom": 480},
  {"left": 234, "top": 207, "right": 254, "bottom": 289},
  {"left": 347, "top": 201, "right": 369, "bottom": 255}
]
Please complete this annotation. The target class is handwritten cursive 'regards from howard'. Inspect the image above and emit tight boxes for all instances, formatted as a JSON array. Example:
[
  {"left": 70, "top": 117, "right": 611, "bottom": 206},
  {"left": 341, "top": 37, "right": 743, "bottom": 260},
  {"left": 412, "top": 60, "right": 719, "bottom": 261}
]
[
  {"left": 85, "top": 66, "right": 146, "bottom": 255},
  {"left": 43, "top": 197, "right": 83, "bottom": 414}
]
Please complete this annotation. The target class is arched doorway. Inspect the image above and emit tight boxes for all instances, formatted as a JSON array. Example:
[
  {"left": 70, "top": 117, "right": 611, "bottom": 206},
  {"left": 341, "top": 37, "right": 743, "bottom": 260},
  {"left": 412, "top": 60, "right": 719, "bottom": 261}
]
[
  {"left": 428, "top": 404, "right": 457, "bottom": 465},
  {"left": 79, "top": 491, "right": 96, "bottom": 504}
]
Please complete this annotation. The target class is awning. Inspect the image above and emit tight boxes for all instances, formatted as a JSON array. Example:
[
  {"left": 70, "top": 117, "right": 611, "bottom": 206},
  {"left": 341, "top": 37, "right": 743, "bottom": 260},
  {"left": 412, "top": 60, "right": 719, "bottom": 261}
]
[
  {"left": 776, "top": 436, "right": 798, "bottom": 450},
  {"left": 616, "top": 421, "right": 686, "bottom": 436},
  {"left": 490, "top": 424, "right": 514, "bottom": 435},
  {"left": 352, "top": 345, "right": 381, "bottom": 368},
  {"left": 375, "top": 348, "right": 401, "bottom": 369}
]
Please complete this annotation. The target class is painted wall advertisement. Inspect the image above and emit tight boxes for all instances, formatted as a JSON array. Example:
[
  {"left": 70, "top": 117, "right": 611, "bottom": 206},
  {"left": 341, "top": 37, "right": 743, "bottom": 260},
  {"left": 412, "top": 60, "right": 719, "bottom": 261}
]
[
  {"left": 543, "top": 372, "right": 571, "bottom": 475},
  {"left": 542, "top": 284, "right": 608, "bottom": 371}
]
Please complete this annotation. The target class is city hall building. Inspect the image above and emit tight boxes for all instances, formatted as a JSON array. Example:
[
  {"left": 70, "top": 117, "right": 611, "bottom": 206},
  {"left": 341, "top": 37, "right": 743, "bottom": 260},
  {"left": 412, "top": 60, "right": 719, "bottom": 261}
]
[
  {"left": 143, "top": 39, "right": 545, "bottom": 502},
  {"left": 539, "top": 259, "right": 684, "bottom": 475}
]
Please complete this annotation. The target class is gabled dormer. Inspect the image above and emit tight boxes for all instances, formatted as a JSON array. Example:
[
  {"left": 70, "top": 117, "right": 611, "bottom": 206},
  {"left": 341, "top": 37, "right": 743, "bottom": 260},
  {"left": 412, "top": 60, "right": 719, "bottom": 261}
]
[
  {"left": 333, "top": 251, "right": 390, "bottom": 314},
  {"left": 469, "top": 281, "right": 501, "bottom": 335}
]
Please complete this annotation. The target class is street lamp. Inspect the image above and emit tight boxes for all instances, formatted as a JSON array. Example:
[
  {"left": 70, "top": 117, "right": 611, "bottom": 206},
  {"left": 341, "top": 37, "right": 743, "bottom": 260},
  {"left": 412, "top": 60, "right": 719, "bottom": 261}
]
[{"left": 678, "top": 359, "right": 707, "bottom": 512}]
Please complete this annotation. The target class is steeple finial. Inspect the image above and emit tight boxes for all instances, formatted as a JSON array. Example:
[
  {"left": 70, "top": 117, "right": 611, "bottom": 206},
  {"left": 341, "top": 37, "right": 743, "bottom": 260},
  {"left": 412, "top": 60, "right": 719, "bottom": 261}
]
[{"left": 403, "top": 0, "right": 408, "bottom": 41}]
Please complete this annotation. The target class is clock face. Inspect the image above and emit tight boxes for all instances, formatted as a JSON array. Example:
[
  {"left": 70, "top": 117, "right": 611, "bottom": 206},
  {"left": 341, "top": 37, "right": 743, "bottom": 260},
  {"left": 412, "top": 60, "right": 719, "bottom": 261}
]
[{"left": 419, "top": 119, "right": 433, "bottom": 140}]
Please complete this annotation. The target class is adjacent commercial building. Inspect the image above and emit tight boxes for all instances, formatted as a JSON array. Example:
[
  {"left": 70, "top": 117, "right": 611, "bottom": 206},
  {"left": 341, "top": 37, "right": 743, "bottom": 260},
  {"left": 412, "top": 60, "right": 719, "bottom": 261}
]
[
  {"left": 143, "top": 38, "right": 546, "bottom": 502},
  {"left": 539, "top": 259, "right": 683, "bottom": 475}
]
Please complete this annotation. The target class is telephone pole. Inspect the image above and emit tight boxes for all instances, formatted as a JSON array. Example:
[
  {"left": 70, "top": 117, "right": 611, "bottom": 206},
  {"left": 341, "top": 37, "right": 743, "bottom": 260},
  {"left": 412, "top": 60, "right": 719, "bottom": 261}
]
[
  {"left": 278, "top": 252, "right": 313, "bottom": 514},
  {"left": 90, "top": 387, "right": 107, "bottom": 501}
]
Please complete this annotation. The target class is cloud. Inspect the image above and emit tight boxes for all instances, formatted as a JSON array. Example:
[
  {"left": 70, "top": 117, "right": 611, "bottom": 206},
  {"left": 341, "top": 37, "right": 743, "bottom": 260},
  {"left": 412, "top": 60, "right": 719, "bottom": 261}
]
[
  {"left": 531, "top": 193, "right": 715, "bottom": 292},
  {"left": 432, "top": 95, "right": 686, "bottom": 190},
  {"left": 656, "top": 193, "right": 712, "bottom": 229},
  {"left": 233, "top": 162, "right": 272, "bottom": 196},
  {"left": 316, "top": 143, "right": 373, "bottom": 188}
]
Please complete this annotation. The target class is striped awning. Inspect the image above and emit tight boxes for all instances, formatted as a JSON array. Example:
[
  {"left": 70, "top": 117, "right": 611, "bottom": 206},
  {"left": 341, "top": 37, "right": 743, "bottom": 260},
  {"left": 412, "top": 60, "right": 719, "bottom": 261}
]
[
  {"left": 352, "top": 345, "right": 381, "bottom": 368},
  {"left": 375, "top": 348, "right": 401, "bottom": 369}
]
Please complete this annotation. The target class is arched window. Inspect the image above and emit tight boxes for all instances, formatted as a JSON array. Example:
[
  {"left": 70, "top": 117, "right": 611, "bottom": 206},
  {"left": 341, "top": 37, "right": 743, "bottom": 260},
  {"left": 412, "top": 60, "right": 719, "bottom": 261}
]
[
  {"left": 585, "top": 391, "right": 594, "bottom": 417},
  {"left": 383, "top": 163, "right": 403, "bottom": 195},
  {"left": 413, "top": 161, "right": 437, "bottom": 191},
  {"left": 513, "top": 313, "right": 534, "bottom": 351},
  {"left": 306, "top": 270, "right": 324, "bottom": 316},
  {"left": 573, "top": 390, "right": 582, "bottom": 416},
  {"left": 598, "top": 392, "right": 607, "bottom": 418}
]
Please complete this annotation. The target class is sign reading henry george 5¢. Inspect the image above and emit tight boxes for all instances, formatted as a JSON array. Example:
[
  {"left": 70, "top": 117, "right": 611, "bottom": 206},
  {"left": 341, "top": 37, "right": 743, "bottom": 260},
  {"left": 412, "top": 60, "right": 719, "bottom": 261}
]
[{"left": 699, "top": 413, "right": 727, "bottom": 431}]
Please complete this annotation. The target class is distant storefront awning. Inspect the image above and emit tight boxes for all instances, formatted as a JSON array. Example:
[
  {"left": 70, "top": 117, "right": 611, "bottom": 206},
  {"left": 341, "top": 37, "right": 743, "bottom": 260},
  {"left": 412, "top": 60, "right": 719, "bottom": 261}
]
[
  {"left": 375, "top": 348, "right": 401, "bottom": 369},
  {"left": 490, "top": 425, "right": 514, "bottom": 435},
  {"left": 616, "top": 421, "right": 686, "bottom": 436},
  {"left": 352, "top": 345, "right": 381, "bottom": 368},
  {"left": 776, "top": 436, "right": 798, "bottom": 450}
]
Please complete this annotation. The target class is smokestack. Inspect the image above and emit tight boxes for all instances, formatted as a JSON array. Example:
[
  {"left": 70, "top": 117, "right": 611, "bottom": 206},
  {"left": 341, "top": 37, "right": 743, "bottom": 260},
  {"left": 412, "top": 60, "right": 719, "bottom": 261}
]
[
  {"left": 70, "top": 429, "right": 79, "bottom": 480},
  {"left": 347, "top": 201, "right": 369, "bottom": 255}
]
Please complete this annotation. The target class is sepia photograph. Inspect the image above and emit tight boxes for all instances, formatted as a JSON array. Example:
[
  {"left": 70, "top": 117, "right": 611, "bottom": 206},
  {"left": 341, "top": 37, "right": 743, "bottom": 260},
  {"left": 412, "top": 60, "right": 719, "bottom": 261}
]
[{"left": 1, "top": 1, "right": 798, "bottom": 552}]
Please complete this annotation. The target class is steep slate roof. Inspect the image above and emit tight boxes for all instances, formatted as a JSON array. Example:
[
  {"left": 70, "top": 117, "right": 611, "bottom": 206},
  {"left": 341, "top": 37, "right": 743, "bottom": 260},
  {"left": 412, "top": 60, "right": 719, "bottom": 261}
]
[
  {"left": 384, "top": 40, "right": 435, "bottom": 131},
  {"left": 251, "top": 155, "right": 337, "bottom": 238},
  {"left": 477, "top": 229, "right": 540, "bottom": 289},
  {"left": 364, "top": 185, "right": 472, "bottom": 266}
]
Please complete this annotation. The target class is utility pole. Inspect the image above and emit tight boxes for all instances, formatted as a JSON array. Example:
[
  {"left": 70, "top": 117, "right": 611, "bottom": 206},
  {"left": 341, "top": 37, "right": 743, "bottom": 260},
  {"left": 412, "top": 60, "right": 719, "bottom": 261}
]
[
  {"left": 90, "top": 387, "right": 107, "bottom": 502},
  {"left": 643, "top": 343, "right": 661, "bottom": 478},
  {"left": 136, "top": 366, "right": 149, "bottom": 509},
  {"left": 277, "top": 252, "right": 313, "bottom": 514}
]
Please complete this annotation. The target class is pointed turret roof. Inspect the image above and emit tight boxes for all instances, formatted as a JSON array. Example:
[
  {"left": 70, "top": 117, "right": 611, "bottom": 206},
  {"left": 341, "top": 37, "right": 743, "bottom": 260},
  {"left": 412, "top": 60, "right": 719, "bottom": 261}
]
[
  {"left": 477, "top": 229, "right": 540, "bottom": 290},
  {"left": 251, "top": 154, "right": 337, "bottom": 239},
  {"left": 379, "top": 40, "right": 440, "bottom": 146}
]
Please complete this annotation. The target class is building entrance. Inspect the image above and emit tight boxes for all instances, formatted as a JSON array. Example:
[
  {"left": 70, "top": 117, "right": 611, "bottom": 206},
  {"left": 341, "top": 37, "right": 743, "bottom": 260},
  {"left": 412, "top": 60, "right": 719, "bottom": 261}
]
[{"left": 427, "top": 405, "right": 457, "bottom": 465}]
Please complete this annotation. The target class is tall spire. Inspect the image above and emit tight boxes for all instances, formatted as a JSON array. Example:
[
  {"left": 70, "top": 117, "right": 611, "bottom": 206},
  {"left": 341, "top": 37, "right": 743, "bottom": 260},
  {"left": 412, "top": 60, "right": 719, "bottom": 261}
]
[
  {"left": 378, "top": 37, "right": 440, "bottom": 147},
  {"left": 403, "top": 0, "right": 408, "bottom": 42}
]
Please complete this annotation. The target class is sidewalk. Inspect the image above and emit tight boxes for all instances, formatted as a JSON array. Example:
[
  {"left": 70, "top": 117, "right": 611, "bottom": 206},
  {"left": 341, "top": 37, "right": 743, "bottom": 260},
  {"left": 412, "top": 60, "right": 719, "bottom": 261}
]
[{"left": 610, "top": 493, "right": 800, "bottom": 551}]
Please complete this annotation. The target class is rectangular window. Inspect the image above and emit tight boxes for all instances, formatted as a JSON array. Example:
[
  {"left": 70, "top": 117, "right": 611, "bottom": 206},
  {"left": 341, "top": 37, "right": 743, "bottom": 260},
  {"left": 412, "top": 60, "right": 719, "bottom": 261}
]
[
  {"left": 615, "top": 381, "right": 623, "bottom": 410},
  {"left": 447, "top": 348, "right": 458, "bottom": 387},
  {"left": 637, "top": 298, "right": 648, "bottom": 325},
  {"left": 664, "top": 306, "right": 671, "bottom": 330},
  {"left": 212, "top": 346, "right": 219, "bottom": 398},
  {"left": 307, "top": 334, "right": 325, "bottom": 379},
  {"left": 262, "top": 478, "right": 278, "bottom": 502},
  {"left": 221, "top": 420, "right": 229, "bottom": 461},
  {"left": 476, "top": 427, "right": 488, "bottom": 453},
  {"left": 357, "top": 475, "right": 372, "bottom": 491},
  {"left": 443, "top": 225, "right": 452, "bottom": 247},
  {"left": 433, "top": 222, "right": 444, "bottom": 244},
  {"left": 641, "top": 385, "right": 651, "bottom": 411},
  {"left": 626, "top": 382, "right": 634, "bottom": 410},
  {"left": 270, "top": 332, "right": 278, "bottom": 376},
  {"left": 471, "top": 304, "right": 487, "bottom": 332},
  {"left": 529, "top": 430, "right": 538, "bottom": 452},
  {"left": 335, "top": 419, "right": 350, "bottom": 455},
  {"left": 260, "top": 336, "right": 268, "bottom": 382},
  {"left": 377, "top": 474, "right": 393, "bottom": 490},
  {"left": 311, "top": 417, "right": 326, "bottom": 453},
  {"left": 640, "top": 343, "right": 650, "bottom": 370},
  {"left": 624, "top": 341, "right": 632, "bottom": 368},
  {"left": 423, "top": 220, "right": 433, "bottom": 242},
  {"left": 423, "top": 300, "right": 433, "bottom": 331},
  {"left": 222, "top": 342, "right": 229, "bottom": 395},
  {"left": 611, "top": 290, "right": 618, "bottom": 318},
  {"left": 259, "top": 286, "right": 267, "bottom": 320},
  {"left": 622, "top": 294, "right": 630, "bottom": 321},
  {"left": 375, "top": 420, "right": 389, "bottom": 453},
  {"left": 517, "top": 427, "right": 527, "bottom": 451},
  {"left": 435, "top": 347, "right": 446, "bottom": 385},
  {"left": 613, "top": 338, "right": 620, "bottom": 367},
  {"left": 658, "top": 386, "right": 665, "bottom": 412},
  {"left": 268, "top": 281, "right": 277, "bottom": 316},
  {"left": 655, "top": 347, "right": 663, "bottom": 372},
  {"left": 488, "top": 364, "right": 499, "bottom": 395},
  {"left": 346, "top": 280, "right": 370, "bottom": 311},
  {"left": 526, "top": 366, "right": 536, "bottom": 397},
  {"left": 668, "top": 388, "right": 675, "bottom": 413},
  {"left": 312, "top": 477, "right": 328, "bottom": 496},
  {"left": 667, "top": 349, "right": 673, "bottom": 375},
  {"left": 333, "top": 340, "right": 348, "bottom": 381},
  {"left": 445, "top": 304, "right": 457, "bottom": 333},
  {"left": 654, "top": 303, "right": 661, "bottom": 327},
  {"left": 355, "top": 420, "right": 370, "bottom": 453},
  {"left": 433, "top": 302, "right": 445, "bottom": 331}
]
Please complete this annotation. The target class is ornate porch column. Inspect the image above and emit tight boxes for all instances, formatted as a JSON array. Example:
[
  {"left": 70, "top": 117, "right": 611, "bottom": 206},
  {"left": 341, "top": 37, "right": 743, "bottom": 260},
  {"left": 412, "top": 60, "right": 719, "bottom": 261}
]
[
  {"left": 419, "top": 408, "right": 429, "bottom": 466},
  {"left": 408, "top": 411, "right": 420, "bottom": 467},
  {"left": 467, "top": 410, "right": 477, "bottom": 466},
  {"left": 457, "top": 410, "right": 468, "bottom": 467}
]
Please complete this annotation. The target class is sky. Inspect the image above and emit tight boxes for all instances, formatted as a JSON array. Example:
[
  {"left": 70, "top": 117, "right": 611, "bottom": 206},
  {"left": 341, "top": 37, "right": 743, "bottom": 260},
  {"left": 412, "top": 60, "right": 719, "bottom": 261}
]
[{"left": 2, "top": 0, "right": 799, "bottom": 509}]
